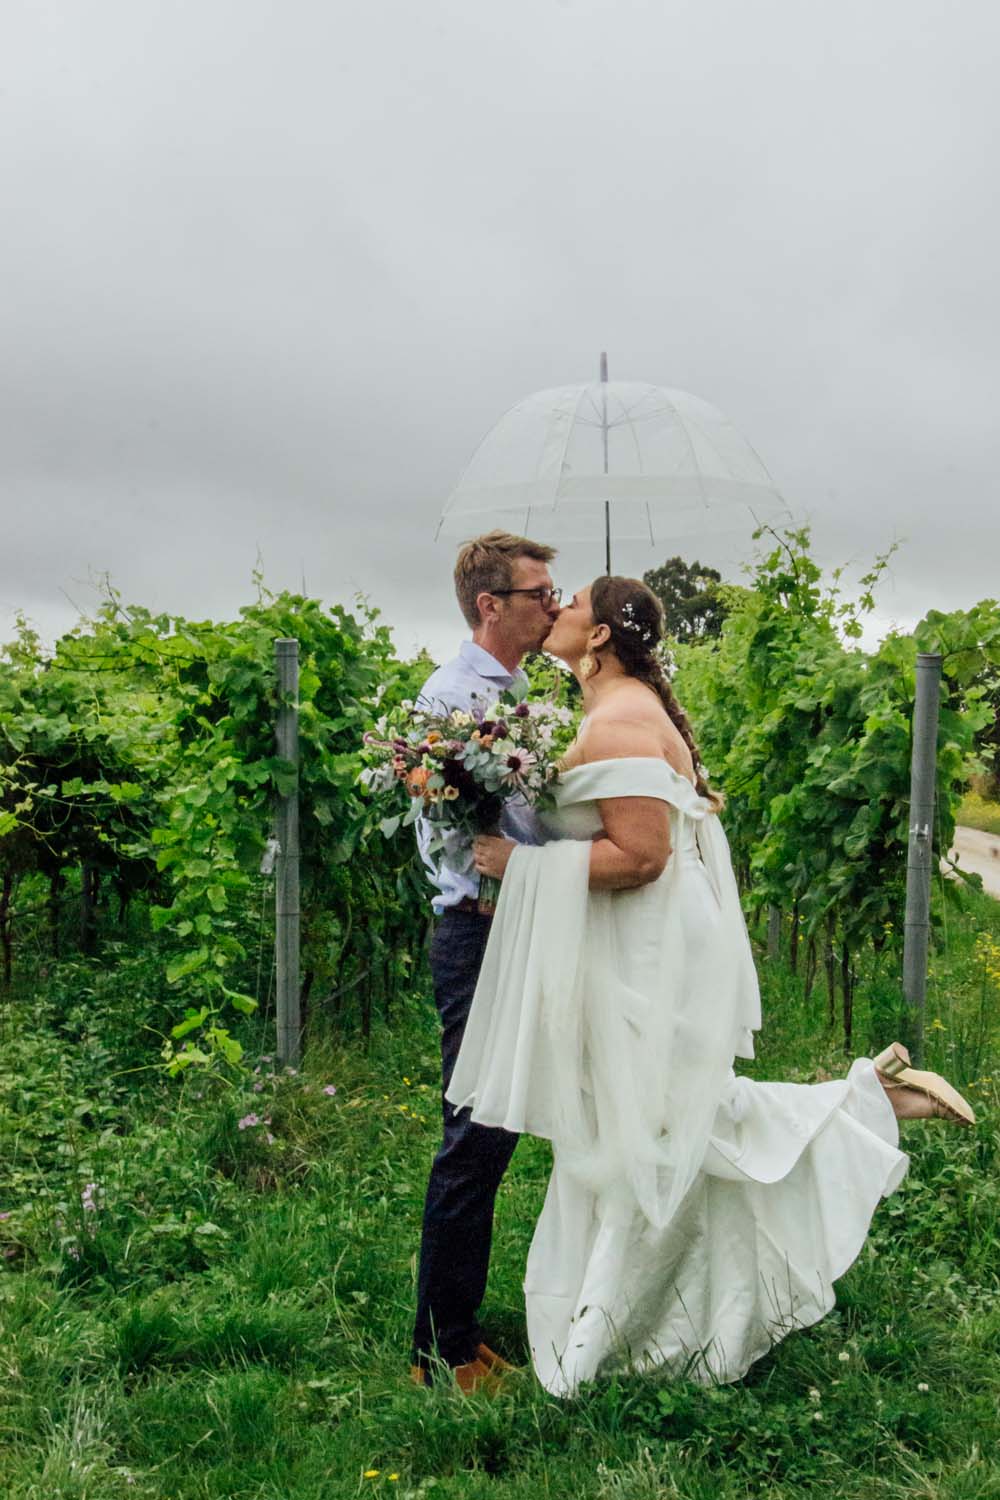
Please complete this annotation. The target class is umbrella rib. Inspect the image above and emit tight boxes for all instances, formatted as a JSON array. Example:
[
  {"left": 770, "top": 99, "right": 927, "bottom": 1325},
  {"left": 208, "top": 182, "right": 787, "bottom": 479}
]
[
  {"left": 670, "top": 395, "right": 710, "bottom": 511},
  {"left": 598, "top": 386, "right": 649, "bottom": 472},
  {"left": 681, "top": 407, "right": 781, "bottom": 495},
  {"left": 552, "top": 384, "right": 599, "bottom": 510}
]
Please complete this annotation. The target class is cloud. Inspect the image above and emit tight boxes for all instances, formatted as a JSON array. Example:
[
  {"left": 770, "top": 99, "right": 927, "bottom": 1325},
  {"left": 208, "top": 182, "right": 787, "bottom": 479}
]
[{"left": 2, "top": 0, "right": 998, "bottom": 660}]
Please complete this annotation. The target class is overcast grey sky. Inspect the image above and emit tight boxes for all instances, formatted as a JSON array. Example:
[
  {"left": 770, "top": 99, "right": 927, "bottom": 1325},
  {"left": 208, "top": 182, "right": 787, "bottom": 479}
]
[{"left": 3, "top": 0, "right": 998, "bottom": 665}]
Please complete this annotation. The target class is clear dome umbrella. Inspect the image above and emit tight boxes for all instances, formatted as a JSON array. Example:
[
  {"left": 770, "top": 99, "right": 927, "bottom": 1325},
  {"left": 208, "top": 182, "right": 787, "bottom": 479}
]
[{"left": 437, "top": 354, "right": 790, "bottom": 572}]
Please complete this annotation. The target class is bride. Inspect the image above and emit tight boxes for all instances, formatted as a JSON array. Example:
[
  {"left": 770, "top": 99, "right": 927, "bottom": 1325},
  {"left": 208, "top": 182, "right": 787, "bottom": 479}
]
[{"left": 446, "top": 574, "right": 975, "bottom": 1397}]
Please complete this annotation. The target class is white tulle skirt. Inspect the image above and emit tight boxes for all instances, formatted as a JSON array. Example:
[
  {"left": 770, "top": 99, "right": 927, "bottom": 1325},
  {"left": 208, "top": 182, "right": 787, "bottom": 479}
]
[{"left": 525, "top": 1057, "right": 906, "bottom": 1394}]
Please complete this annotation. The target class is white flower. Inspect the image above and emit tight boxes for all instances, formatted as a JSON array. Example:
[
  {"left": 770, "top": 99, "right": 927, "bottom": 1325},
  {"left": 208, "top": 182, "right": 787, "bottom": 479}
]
[
  {"left": 808, "top": 1388, "right": 821, "bottom": 1403},
  {"left": 917, "top": 1382, "right": 929, "bottom": 1393},
  {"left": 450, "top": 710, "right": 473, "bottom": 726},
  {"left": 838, "top": 1350, "right": 850, "bottom": 1363},
  {"left": 498, "top": 749, "right": 538, "bottom": 787}
]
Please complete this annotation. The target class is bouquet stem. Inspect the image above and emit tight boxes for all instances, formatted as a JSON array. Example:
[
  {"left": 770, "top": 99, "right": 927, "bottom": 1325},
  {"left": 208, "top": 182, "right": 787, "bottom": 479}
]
[{"left": 477, "top": 874, "right": 501, "bottom": 917}]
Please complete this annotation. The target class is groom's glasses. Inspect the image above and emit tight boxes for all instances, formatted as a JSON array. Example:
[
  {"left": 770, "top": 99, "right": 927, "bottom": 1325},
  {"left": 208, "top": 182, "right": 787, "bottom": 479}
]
[{"left": 491, "top": 586, "right": 563, "bottom": 607}]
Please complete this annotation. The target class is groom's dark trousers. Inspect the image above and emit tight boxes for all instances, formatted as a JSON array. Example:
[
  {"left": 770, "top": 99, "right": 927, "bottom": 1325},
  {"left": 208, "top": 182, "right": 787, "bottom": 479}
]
[{"left": 411, "top": 905, "right": 519, "bottom": 1369}]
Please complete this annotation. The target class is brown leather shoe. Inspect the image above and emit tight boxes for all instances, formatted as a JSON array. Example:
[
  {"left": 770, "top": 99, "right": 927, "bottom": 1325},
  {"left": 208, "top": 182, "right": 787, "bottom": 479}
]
[
  {"left": 475, "top": 1341, "right": 518, "bottom": 1375},
  {"left": 409, "top": 1357, "right": 505, "bottom": 1395}
]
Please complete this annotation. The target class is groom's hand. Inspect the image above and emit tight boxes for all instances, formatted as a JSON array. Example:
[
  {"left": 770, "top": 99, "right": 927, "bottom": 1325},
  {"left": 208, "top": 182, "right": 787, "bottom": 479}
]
[{"left": 472, "top": 834, "right": 516, "bottom": 881}]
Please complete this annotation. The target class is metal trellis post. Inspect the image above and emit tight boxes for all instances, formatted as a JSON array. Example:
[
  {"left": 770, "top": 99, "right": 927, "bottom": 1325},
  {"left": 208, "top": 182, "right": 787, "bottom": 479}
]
[
  {"left": 275, "top": 639, "right": 301, "bottom": 1067},
  {"left": 902, "top": 652, "right": 942, "bottom": 1067}
]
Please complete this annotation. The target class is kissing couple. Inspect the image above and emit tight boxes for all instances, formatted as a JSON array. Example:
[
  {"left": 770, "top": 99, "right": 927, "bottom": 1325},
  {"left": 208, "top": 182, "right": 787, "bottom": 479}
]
[{"left": 409, "top": 530, "right": 974, "bottom": 1397}]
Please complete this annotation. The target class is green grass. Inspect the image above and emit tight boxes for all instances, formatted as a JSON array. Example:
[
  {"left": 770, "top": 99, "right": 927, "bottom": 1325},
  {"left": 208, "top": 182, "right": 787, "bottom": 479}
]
[
  {"left": 957, "top": 791, "right": 1000, "bottom": 837},
  {"left": 2, "top": 888, "right": 1000, "bottom": 1498}
]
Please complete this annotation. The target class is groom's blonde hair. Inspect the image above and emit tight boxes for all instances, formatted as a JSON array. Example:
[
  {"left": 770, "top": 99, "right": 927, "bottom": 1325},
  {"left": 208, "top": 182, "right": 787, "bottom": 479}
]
[{"left": 454, "top": 530, "right": 557, "bottom": 628}]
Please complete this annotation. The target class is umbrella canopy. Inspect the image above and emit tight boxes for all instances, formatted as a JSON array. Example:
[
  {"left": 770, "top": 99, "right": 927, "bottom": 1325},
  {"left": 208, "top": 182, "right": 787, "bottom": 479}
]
[{"left": 437, "top": 372, "right": 790, "bottom": 566}]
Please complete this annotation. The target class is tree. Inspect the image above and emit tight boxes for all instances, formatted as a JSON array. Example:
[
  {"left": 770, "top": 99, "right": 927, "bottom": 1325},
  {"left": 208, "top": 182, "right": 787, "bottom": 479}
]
[{"left": 643, "top": 556, "right": 728, "bottom": 643}]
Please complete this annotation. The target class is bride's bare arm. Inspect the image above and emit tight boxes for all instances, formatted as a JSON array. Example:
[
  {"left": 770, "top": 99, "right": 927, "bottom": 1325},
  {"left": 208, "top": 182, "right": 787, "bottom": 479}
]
[
  {"left": 588, "top": 796, "right": 671, "bottom": 889},
  {"left": 585, "top": 719, "right": 672, "bottom": 890}
]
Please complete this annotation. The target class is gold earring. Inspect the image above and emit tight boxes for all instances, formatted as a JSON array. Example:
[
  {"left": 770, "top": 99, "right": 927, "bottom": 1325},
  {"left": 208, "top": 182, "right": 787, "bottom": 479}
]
[{"left": 580, "top": 652, "right": 597, "bottom": 680}]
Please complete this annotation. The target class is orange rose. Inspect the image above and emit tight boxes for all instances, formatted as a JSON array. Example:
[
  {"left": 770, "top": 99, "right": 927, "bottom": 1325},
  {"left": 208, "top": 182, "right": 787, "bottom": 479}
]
[{"left": 406, "top": 767, "right": 431, "bottom": 797}]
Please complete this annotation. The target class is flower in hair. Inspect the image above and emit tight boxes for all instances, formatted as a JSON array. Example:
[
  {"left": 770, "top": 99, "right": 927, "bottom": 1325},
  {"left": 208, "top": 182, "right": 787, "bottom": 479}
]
[{"left": 621, "top": 600, "right": 653, "bottom": 643}]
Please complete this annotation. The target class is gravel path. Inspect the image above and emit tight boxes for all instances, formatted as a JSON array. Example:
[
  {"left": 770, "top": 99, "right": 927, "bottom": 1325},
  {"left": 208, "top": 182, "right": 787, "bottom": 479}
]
[{"left": 947, "top": 825, "right": 1000, "bottom": 899}]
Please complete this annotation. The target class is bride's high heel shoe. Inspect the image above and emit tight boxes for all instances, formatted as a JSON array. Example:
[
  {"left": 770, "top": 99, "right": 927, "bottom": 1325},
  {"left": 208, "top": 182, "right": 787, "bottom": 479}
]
[{"left": 873, "top": 1043, "right": 976, "bottom": 1127}]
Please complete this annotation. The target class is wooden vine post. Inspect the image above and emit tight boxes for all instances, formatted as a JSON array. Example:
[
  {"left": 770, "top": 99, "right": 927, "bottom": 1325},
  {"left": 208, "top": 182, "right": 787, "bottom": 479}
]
[
  {"left": 275, "top": 639, "right": 302, "bottom": 1067},
  {"left": 902, "top": 652, "right": 942, "bottom": 1067}
]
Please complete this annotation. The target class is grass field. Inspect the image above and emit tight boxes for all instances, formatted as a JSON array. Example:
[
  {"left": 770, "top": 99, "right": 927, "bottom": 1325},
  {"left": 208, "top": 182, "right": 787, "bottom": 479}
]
[
  {"left": 2, "top": 885, "right": 1000, "bottom": 1500},
  {"left": 958, "top": 791, "right": 1000, "bottom": 838}
]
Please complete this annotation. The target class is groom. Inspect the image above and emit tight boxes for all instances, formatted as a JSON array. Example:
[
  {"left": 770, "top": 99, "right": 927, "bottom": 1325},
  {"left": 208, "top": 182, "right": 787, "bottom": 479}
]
[{"left": 410, "top": 530, "right": 560, "bottom": 1392}]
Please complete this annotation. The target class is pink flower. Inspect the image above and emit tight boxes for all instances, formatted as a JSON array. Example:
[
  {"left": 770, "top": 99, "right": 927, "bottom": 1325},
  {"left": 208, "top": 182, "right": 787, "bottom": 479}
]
[
  {"left": 237, "top": 1113, "right": 261, "bottom": 1130},
  {"left": 323, "top": 1085, "right": 338, "bottom": 1096}
]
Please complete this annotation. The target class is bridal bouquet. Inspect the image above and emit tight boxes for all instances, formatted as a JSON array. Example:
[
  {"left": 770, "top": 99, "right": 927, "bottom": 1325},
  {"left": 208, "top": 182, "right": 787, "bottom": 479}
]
[{"left": 360, "top": 683, "right": 575, "bottom": 911}]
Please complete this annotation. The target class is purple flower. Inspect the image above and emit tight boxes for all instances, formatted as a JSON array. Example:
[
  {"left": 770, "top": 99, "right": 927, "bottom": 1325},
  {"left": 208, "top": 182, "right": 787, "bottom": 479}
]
[
  {"left": 237, "top": 1113, "right": 261, "bottom": 1130},
  {"left": 323, "top": 1084, "right": 338, "bottom": 1096},
  {"left": 253, "top": 1081, "right": 264, "bottom": 1093},
  {"left": 514, "top": 703, "right": 530, "bottom": 718},
  {"left": 0, "top": 1211, "right": 11, "bottom": 1222},
  {"left": 81, "top": 1183, "right": 99, "bottom": 1213}
]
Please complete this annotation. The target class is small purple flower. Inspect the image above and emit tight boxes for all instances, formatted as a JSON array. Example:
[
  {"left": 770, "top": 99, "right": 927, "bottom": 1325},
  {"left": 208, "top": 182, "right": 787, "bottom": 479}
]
[
  {"left": 237, "top": 1113, "right": 261, "bottom": 1131},
  {"left": 514, "top": 702, "right": 530, "bottom": 718},
  {"left": 81, "top": 1183, "right": 99, "bottom": 1213},
  {"left": 0, "top": 1211, "right": 11, "bottom": 1222},
  {"left": 323, "top": 1084, "right": 338, "bottom": 1096},
  {"left": 253, "top": 1081, "right": 264, "bottom": 1093}
]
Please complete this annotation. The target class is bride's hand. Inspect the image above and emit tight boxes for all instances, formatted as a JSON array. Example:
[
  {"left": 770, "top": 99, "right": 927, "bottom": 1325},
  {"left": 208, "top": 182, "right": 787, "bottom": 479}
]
[{"left": 472, "top": 834, "right": 516, "bottom": 880}]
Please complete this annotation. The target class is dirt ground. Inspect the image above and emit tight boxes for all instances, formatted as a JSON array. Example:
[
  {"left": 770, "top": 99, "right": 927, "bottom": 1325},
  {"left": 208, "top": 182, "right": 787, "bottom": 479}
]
[{"left": 947, "top": 825, "right": 1000, "bottom": 899}]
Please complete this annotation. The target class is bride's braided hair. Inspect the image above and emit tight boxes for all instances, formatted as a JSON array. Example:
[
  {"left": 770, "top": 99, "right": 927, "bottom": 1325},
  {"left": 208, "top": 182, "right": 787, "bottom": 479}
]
[{"left": 589, "top": 575, "right": 721, "bottom": 808}]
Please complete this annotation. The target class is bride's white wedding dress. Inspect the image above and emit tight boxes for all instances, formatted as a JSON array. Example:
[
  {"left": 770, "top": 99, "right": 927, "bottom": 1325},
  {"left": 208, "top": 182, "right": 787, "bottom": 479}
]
[{"left": 446, "top": 758, "right": 908, "bottom": 1395}]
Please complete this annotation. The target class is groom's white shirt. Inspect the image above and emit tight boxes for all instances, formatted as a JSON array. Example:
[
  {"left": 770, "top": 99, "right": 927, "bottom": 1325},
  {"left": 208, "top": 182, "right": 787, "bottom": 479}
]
[{"left": 415, "top": 639, "right": 543, "bottom": 913}]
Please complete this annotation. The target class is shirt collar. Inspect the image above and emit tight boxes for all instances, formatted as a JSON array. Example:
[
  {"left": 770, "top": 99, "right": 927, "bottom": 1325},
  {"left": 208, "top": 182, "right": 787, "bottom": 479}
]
[{"left": 459, "top": 639, "right": 526, "bottom": 683}]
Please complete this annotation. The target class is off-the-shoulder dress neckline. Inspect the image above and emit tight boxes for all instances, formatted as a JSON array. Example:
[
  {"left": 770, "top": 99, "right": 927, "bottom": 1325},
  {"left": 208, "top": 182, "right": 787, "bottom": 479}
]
[{"left": 558, "top": 755, "right": 698, "bottom": 791}]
